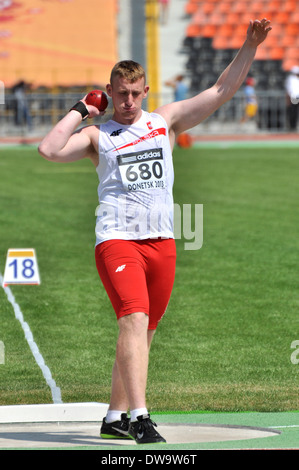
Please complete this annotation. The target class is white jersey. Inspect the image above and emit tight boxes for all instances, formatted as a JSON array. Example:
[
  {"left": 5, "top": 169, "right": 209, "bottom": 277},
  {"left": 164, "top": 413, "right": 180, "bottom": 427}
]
[{"left": 95, "top": 110, "right": 174, "bottom": 245}]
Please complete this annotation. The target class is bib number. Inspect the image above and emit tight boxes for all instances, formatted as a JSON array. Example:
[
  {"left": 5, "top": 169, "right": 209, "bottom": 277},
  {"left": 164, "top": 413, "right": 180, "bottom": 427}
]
[{"left": 117, "top": 148, "right": 166, "bottom": 191}]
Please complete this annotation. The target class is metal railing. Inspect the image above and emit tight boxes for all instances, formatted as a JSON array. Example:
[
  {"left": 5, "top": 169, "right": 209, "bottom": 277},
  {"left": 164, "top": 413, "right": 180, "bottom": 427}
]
[
  {"left": 200, "top": 90, "right": 288, "bottom": 132},
  {"left": 0, "top": 90, "right": 294, "bottom": 137},
  {"left": 0, "top": 92, "right": 114, "bottom": 137}
]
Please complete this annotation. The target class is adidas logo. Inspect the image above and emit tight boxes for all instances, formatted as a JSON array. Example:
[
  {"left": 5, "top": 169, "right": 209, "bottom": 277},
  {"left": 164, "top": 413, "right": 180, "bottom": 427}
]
[{"left": 115, "top": 264, "right": 126, "bottom": 272}]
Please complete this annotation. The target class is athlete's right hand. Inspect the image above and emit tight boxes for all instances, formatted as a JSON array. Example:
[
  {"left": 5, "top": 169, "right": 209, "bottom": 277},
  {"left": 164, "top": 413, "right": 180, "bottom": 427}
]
[{"left": 81, "top": 95, "right": 106, "bottom": 119}]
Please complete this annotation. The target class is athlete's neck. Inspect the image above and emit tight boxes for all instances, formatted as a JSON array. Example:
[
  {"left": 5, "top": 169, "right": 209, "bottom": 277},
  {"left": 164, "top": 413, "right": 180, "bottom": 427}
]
[{"left": 112, "top": 109, "right": 143, "bottom": 126}]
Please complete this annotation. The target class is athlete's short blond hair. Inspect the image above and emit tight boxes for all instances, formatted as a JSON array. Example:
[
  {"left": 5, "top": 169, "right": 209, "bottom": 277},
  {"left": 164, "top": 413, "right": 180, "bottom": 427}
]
[{"left": 110, "top": 60, "right": 146, "bottom": 85}]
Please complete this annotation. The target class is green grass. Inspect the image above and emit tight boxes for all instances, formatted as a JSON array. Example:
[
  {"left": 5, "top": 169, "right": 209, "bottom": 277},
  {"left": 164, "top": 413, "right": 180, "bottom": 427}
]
[{"left": 0, "top": 144, "right": 299, "bottom": 411}]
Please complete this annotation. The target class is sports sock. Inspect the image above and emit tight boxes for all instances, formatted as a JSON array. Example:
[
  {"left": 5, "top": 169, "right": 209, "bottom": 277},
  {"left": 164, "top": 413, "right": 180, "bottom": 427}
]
[
  {"left": 130, "top": 407, "right": 148, "bottom": 422},
  {"left": 105, "top": 410, "right": 127, "bottom": 423}
]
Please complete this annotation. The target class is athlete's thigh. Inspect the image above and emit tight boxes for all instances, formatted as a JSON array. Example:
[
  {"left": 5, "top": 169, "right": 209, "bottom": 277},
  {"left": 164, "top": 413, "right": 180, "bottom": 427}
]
[
  {"left": 146, "top": 238, "right": 176, "bottom": 329},
  {"left": 95, "top": 240, "right": 149, "bottom": 319}
]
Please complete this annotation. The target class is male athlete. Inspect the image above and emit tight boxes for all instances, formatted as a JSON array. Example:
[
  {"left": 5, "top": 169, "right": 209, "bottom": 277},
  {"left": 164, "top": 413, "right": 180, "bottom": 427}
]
[{"left": 39, "top": 19, "right": 271, "bottom": 444}]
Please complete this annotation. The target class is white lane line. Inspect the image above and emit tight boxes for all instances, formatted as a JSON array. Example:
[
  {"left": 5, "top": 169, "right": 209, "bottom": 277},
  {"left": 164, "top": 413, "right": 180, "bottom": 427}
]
[
  {"left": 1, "top": 273, "right": 62, "bottom": 404},
  {"left": 270, "top": 425, "right": 299, "bottom": 429}
]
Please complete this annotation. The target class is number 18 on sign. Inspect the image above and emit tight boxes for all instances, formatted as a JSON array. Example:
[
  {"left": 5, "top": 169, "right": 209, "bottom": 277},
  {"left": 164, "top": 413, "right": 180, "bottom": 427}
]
[{"left": 3, "top": 249, "right": 40, "bottom": 287}]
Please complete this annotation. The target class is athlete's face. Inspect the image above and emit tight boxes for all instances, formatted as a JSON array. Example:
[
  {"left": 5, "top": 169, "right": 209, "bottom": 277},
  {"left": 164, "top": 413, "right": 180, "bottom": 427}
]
[{"left": 106, "top": 76, "right": 149, "bottom": 124}]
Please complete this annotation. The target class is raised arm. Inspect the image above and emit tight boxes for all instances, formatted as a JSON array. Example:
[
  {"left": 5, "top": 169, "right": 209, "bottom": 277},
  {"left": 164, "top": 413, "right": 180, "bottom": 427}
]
[
  {"left": 38, "top": 97, "right": 103, "bottom": 164},
  {"left": 157, "top": 19, "right": 271, "bottom": 140}
]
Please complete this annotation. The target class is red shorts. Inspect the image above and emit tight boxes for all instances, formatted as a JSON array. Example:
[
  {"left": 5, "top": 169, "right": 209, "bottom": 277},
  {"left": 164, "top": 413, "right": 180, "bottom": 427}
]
[{"left": 95, "top": 238, "right": 176, "bottom": 330}]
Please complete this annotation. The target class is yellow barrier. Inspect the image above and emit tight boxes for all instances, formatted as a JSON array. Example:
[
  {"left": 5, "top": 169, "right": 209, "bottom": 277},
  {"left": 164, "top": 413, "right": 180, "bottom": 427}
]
[{"left": 145, "top": 0, "right": 161, "bottom": 112}]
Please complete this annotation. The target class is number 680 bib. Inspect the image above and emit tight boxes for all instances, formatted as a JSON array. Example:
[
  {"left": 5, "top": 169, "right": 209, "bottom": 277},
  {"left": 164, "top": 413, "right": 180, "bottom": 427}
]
[{"left": 117, "top": 148, "right": 166, "bottom": 191}]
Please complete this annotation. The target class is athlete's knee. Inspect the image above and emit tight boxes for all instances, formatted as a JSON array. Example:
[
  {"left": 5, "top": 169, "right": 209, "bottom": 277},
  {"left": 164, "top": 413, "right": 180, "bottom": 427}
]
[{"left": 118, "top": 311, "right": 149, "bottom": 335}]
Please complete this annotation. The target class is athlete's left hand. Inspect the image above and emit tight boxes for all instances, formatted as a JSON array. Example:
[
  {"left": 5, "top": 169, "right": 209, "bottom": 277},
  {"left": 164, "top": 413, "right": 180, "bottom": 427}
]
[{"left": 246, "top": 18, "right": 272, "bottom": 47}]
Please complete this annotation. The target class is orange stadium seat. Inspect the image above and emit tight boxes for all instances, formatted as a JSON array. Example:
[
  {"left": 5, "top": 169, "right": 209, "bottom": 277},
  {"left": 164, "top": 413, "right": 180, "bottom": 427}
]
[
  {"left": 272, "top": 12, "right": 290, "bottom": 24},
  {"left": 232, "top": 1, "right": 249, "bottom": 13},
  {"left": 269, "top": 47, "right": 284, "bottom": 60},
  {"left": 282, "top": 0, "right": 296, "bottom": 12},
  {"left": 186, "top": 24, "right": 202, "bottom": 37},
  {"left": 218, "top": 2, "right": 233, "bottom": 14},
  {"left": 185, "top": 4, "right": 198, "bottom": 15},
  {"left": 283, "top": 59, "right": 298, "bottom": 71},
  {"left": 226, "top": 12, "right": 242, "bottom": 24},
  {"left": 285, "top": 23, "right": 299, "bottom": 36},
  {"left": 201, "top": 25, "right": 217, "bottom": 37},
  {"left": 265, "top": 33, "right": 281, "bottom": 48},
  {"left": 240, "top": 12, "right": 256, "bottom": 24},
  {"left": 217, "top": 24, "right": 234, "bottom": 38},
  {"left": 285, "top": 47, "right": 299, "bottom": 60},
  {"left": 290, "top": 11, "right": 299, "bottom": 23},
  {"left": 255, "top": 46, "right": 270, "bottom": 61},
  {"left": 228, "top": 36, "right": 245, "bottom": 49},
  {"left": 266, "top": 0, "right": 281, "bottom": 11},
  {"left": 202, "top": 3, "right": 215, "bottom": 15},
  {"left": 281, "top": 35, "right": 296, "bottom": 48},
  {"left": 212, "top": 36, "right": 230, "bottom": 49},
  {"left": 185, "top": 1, "right": 201, "bottom": 15},
  {"left": 250, "top": 1, "right": 266, "bottom": 13},
  {"left": 209, "top": 12, "right": 225, "bottom": 25},
  {"left": 235, "top": 24, "right": 248, "bottom": 37},
  {"left": 192, "top": 12, "right": 204, "bottom": 26}
]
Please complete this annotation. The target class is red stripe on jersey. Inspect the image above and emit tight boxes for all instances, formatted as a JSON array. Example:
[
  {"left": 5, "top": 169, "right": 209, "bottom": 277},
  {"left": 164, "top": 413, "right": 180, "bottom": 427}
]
[{"left": 113, "top": 127, "right": 166, "bottom": 152}]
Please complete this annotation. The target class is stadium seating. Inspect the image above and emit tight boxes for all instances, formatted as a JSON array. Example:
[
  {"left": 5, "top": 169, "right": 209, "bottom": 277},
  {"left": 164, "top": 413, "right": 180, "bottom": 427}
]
[{"left": 184, "top": 0, "right": 299, "bottom": 92}]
